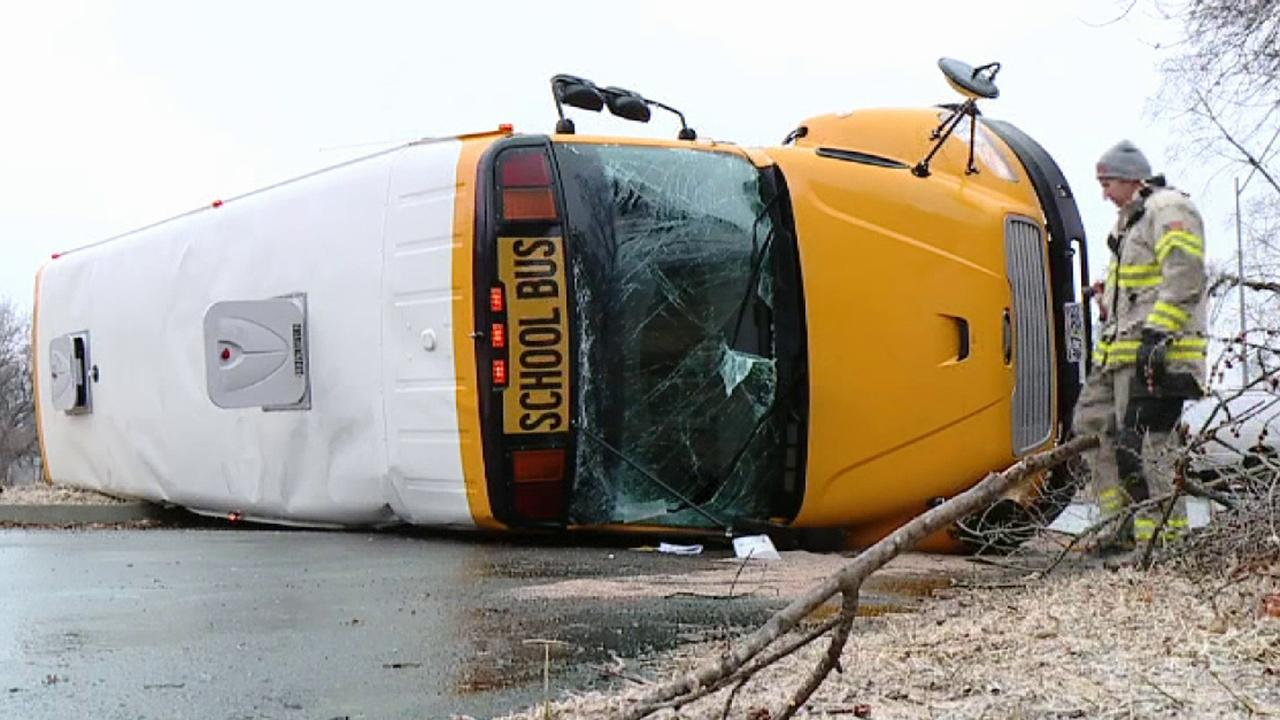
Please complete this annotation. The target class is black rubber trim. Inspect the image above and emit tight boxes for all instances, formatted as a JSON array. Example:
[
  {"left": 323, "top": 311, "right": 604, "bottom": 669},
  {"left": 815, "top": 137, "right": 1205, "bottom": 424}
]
[
  {"left": 815, "top": 147, "right": 909, "bottom": 169},
  {"left": 473, "top": 135, "right": 574, "bottom": 529}
]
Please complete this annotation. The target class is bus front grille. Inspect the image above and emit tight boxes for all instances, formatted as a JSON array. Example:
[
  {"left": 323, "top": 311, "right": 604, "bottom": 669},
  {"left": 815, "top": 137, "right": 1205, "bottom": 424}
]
[{"left": 1006, "top": 216, "right": 1054, "bottom": 455}]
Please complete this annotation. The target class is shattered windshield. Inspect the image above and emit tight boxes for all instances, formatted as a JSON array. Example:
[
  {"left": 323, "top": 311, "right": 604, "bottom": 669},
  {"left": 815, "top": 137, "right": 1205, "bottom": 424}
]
[{"left": 554, "top": 143, "right": 789, "bottom": 528}]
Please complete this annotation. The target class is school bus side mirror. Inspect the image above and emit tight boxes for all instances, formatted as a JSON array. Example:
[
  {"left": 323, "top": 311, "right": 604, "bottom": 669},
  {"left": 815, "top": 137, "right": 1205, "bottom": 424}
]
[
  {"left": 602, "top": 87, "right": 652, "bottom": 123},
  {"left": 551, "top": 74, "right": 605, "bottom": 112}
]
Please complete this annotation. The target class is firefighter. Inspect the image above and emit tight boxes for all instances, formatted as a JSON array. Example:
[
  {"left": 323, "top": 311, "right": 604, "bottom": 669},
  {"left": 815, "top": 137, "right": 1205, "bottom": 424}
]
[{"left": 1074, "top": 140, "right": 1208, "bottom": 555}]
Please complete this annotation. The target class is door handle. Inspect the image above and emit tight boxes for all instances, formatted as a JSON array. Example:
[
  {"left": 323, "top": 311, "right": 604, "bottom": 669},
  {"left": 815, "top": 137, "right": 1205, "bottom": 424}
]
[{"left": 1002, "top": 310, "right": 1013, "bottom": 365}]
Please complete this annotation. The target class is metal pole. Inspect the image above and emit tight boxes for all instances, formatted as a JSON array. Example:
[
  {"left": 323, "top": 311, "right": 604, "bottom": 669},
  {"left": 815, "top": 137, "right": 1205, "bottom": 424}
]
[{"left": 1235, "top": 177, "right": 1248, "bottom": 386}]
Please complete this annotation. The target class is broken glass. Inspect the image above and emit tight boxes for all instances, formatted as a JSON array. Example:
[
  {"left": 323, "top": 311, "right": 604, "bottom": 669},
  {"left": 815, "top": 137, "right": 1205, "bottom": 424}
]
[{"left": 554, "top": 143, "right": 788, "bottom": 528}]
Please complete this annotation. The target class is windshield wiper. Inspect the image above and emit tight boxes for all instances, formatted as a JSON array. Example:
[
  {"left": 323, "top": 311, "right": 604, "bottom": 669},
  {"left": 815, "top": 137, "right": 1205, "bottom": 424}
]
[
  {"left": 727, "top": 193, "right": 781, "bottom": 351},
  {"left": 579, "top": 426, "right": 732, "bottom": 534},
  {"left": 706, "top": 364, "right": 807, "bottom": 504}
]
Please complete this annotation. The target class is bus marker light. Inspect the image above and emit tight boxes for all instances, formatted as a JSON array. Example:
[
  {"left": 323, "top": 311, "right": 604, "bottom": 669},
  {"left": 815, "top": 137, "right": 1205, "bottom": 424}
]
[
  {"left": 492, "top": 359, "right": 508, "bottom": 386},
  {"left": 501, "top": 187, "right": 557, "bottom": 221},
  {"left": 501, "top": 150, "right": 552, "bottom": 186},
  {"left": 490, "top": 286, "right": 505, "bottom": 313},
  {"left": 512, "top": 449, "right": 565, "bottom": 483},
  {"left": 491, "top": 323, "right": 505, "bottom": 349}
]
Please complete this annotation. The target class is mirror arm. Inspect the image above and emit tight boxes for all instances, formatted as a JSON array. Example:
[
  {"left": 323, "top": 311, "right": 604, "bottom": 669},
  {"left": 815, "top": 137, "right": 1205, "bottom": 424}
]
[
  {"left": 913, "top": 99, "right": 975, "bottom": 178},
  {"left": 550, "top": 78, "right": 576, "bottom": 135},
  {"left": 965, "top": 106, "right": 979, "bottom": 175},
  {"left": 648, "top": 99, "right": 697, "bottom": 140}
]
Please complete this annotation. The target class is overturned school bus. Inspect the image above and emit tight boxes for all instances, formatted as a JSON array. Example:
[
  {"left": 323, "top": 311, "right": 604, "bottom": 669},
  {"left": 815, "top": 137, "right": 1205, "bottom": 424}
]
[{"left": 34, "top": 60, "right": 1090, "bottom": 550}]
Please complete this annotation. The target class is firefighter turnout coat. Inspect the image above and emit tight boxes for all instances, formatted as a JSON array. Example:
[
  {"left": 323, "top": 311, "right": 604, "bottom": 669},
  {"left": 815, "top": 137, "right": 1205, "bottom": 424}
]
[{"left": 1093, "top": 185, "right": 1208, "bottom": 388}]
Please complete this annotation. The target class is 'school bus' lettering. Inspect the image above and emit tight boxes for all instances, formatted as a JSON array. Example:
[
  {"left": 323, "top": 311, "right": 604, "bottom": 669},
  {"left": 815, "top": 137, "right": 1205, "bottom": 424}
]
[{"left": 497, "top": 236, "right": 570, "bottom": 434}]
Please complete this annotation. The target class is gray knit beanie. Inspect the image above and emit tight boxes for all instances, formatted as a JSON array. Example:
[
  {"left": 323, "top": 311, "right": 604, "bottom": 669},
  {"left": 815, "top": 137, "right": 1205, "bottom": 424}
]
[{"left": 1096, "top": 140, "right": 1152, "bottom": 180}]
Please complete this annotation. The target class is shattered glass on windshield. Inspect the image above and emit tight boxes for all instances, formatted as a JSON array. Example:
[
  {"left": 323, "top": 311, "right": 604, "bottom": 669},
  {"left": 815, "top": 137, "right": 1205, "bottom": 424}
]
[{"left": 555, "top": 144, "right": 787, "bottom": 528}]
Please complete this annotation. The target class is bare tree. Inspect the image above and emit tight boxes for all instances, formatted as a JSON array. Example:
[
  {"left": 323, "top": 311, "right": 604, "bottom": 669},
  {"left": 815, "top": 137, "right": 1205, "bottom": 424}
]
[
  {"left": 1144, "top": 1, "right": 1279, "bottom": 335},
  {"left": 0, "top": 299, "right": 38, "bottom": 485},
  {"left": 1152, "top": 0, "right": 1280, "bottom": 183}
]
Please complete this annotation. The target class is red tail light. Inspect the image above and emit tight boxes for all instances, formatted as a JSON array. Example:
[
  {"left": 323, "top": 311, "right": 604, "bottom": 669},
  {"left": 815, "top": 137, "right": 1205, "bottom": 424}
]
[
  {"left": 492, "top": 359, "right": 508, "bottom": 386},
  {"left": 498, "top": 148, "right": 558, "bottom": 222},
  {"left": 501, "top": 150, "right": 552, "bottom": 186},
  {"left": 489, "top": 286, "right": 505, "bottom": 313},
  {"left": 501, "top": 187, "right": 557, "bottom": 221},
  {"left": 512, "top": 449, "right": 566, "bottom": 520},
  {"left": 491, "top": 323, "right": 506, "bottom": 349},
  {"left": 513, "top": 449, "right": 565, "bottom": 482}
]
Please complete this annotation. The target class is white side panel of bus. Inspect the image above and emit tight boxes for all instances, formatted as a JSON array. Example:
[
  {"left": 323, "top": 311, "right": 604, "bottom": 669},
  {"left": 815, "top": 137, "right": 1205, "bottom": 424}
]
[
  {"left": 380, "top": 140, "right": 474, "bottom": 526},
  {"left": 36, "top": 153, "right": 401, "bottom": 525}
]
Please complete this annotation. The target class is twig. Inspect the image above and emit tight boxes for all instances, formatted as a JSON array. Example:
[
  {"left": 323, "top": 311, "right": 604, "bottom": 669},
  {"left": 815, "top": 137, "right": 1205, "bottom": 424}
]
[
  {"left": 1208, "top": 666, "right": 1277, "bottom": 716},
  {"left": 1141, "top": 674, "right": 1187, "bottom": 707},
  {"left": 1193, "top": 89, "right": 1280, "bottom": 195},
  {"left": 1183, "top": 476, "right": 1238, "bottom": 510},
  {"left": 720, "top": 616, "right": 844, "bottom": 719},
  {"left": 776, "top": 586, "right": 860, "bottom": 719}
]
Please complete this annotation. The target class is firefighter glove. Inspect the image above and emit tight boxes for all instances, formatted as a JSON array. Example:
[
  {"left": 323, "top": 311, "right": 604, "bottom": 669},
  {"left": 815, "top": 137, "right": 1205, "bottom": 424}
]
[{"left": 1137, "top": 329, "right": 1167, "bottom": 392}]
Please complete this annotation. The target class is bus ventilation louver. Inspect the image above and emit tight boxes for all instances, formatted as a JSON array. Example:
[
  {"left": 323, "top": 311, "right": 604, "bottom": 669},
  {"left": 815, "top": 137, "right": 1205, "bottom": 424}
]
[{"left": 1005, "top": 217, "right": 1054, "bottom": 455}]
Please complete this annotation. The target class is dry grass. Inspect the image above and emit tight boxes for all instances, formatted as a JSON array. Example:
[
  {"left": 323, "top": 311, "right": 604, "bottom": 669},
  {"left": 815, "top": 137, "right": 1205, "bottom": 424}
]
[{"left": 497, "top": 564, "right": 1280, "bottom": 719}]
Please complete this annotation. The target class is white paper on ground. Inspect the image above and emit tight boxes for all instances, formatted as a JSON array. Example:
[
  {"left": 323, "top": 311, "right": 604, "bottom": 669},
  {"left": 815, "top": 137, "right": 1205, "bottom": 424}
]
[
  {"left": 657, "top": 542, "right": 704, "bottom": 556},
  {"left": 732, "top": 534, "right": 781, "bottom": 560}
]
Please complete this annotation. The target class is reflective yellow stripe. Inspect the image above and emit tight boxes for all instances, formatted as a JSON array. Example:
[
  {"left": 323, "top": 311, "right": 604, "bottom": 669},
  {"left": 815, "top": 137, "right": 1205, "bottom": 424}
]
[
  {"left": 1093, "top": 337, "right": 1140, "bottom": 366},
  {"left": 1168, "top": 336, "right": 1208, "bottom": 361},
  {"left": 1094, "top": 336, "right": 1206, "bottom": 365},
  {"left": 1149, "top": 301, "right": 1191, "bottom": 329},
  {"left": 1156, "top": 231, "right": 1205, "bottom": 262},
  {"left": 1158, "top": 239, "right": 1204, "bottom": 262},
  {"left": 1107, "top": 263, "right": 1162, "bottom": 289},
  {"left": 1118, "top": 276, "right": 1162, "bottom": 289},
  {"left": 1147, "top": 313, "right": 1181, "bottom": 331},
  {"left": 1156, "top": 230, "right": 1203, "bottom": 254},
  {"left": 1118, "top": 263, "right": 1160, "bottom": 278},
  {"left": 1100, "top": 487, "right": 1130, "bottom": 514},
  {"left": 1134, "top": 518, "right": 1157, "bottom": 541},
  {"left": 1154, "top": 301, "right": 1190, "bottom": 323}
]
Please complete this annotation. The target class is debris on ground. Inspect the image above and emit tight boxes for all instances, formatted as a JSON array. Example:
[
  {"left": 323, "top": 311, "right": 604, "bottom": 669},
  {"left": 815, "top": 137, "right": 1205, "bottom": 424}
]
[
  {"left": 656, "top": 543, "right": 704, "bottom": 556},
  {"left": 732, "top": 534, "right": 782, "bottom": 561},
  {"left": 499, "top": 562, "right": 1280, "bottom": 719}
]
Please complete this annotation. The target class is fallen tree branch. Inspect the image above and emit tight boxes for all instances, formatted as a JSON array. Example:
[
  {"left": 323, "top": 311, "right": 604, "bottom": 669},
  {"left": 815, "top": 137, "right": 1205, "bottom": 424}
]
[
  {"left": 777, "top": 586, "right": 859, "bottom": 720},
  {"left": 620, "top": 434, "right": 1100, "bottom": 719},
  {"left": 721, "top": 616, "right": 843, "bottom": 719}
]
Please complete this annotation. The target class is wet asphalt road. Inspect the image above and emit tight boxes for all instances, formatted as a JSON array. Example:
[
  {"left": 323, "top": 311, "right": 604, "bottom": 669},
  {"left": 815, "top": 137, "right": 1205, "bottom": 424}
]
[{"left": 0, "top": 529, "right": 782, "bottom": 720}]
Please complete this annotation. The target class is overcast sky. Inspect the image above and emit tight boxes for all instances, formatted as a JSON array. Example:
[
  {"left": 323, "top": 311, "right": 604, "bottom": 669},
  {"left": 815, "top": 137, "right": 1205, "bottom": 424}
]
[{"left": 0, "top": 0, "right": 1234, "bottom": 312}]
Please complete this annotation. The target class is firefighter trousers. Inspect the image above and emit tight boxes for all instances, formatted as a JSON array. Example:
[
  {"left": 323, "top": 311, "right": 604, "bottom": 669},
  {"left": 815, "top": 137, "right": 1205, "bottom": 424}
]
[{"left": 1072, "top": 366, "right": 1189, "bottom": 544}]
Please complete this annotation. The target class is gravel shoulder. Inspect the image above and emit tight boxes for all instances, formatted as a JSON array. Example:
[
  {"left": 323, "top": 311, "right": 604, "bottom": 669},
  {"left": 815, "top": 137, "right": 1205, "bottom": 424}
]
[
  {"left": 0, "top": 482, "right": 130, "bottom": 505},
  {"left": 0, "top": 482, "right": 171, "bottom": 528}
]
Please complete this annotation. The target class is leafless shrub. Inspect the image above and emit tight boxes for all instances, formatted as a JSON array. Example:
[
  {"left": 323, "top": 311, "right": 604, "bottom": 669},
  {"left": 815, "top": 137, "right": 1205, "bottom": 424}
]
[
  {"left": 0, "top": 299, "right": 38, "bottom": 485},
  {"left": 1175, "top": 459, "right": 1279, "bottom": 575},
  {"left": 952, "top": 329, "right": 1280, "bottom": 580}
]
